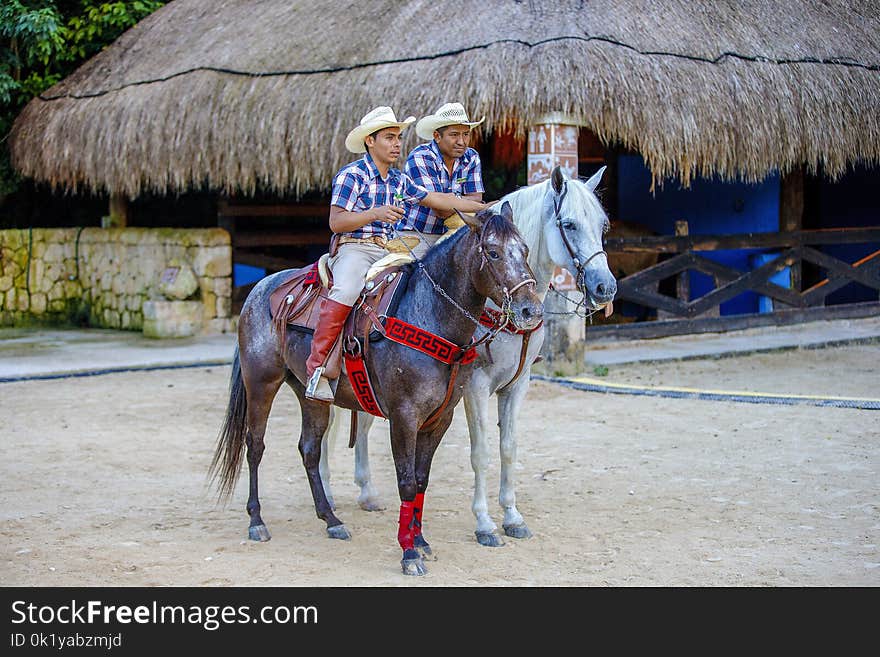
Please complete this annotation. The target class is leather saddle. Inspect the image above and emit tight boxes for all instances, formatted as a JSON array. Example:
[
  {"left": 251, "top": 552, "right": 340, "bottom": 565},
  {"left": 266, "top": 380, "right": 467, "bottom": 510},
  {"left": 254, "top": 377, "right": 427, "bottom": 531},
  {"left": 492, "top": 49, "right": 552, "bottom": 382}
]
[{"left": 268, "top": 252, "right": 414, "bottom": 379}]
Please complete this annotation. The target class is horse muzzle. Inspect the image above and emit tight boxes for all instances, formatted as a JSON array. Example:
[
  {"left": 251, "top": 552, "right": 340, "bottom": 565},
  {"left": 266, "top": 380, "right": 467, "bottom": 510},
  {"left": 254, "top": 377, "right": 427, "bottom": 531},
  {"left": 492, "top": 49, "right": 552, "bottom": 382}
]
[
  {"left": 507, "top": 295, "right": 544, "bottom": 331},
  {"left": 580, "top": 271, "right": 617, "bottom": 311}
]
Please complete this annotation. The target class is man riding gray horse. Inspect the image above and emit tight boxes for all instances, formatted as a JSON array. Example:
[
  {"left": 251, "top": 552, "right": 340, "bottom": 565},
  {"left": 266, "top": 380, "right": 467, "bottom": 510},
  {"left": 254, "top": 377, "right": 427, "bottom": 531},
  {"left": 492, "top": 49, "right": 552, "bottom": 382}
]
[{"left": 305, "top": 106, "right": 489, "bottom": 403}]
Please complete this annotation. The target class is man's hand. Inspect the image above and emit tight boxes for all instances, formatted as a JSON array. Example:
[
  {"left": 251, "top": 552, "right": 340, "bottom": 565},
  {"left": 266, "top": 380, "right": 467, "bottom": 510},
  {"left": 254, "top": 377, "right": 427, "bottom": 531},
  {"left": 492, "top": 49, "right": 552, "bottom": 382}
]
[{"left": 371, "top": 205, "right": 406, "bottom": 224}]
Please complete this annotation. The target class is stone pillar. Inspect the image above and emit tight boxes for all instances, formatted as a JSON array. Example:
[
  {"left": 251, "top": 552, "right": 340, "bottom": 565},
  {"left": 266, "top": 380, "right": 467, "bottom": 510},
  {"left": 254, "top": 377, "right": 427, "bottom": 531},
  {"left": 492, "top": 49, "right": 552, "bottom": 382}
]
[{"left": 528, "top": 113, "right": 585, "bottom": 371}]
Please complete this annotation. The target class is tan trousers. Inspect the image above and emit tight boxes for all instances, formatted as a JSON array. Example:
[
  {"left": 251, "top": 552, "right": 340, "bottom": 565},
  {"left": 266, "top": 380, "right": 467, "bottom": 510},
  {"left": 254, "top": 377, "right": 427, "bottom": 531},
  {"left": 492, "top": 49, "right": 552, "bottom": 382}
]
[{"left": 327, "top": 241, "right": 389, "bottom": 306}]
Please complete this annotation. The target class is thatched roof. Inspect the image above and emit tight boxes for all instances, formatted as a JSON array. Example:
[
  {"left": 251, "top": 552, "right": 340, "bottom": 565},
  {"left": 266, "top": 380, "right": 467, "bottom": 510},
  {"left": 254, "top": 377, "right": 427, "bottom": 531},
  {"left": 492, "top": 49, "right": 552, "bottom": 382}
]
[{"left": 10, "top": 0, "right": 880, "bottom": 196}]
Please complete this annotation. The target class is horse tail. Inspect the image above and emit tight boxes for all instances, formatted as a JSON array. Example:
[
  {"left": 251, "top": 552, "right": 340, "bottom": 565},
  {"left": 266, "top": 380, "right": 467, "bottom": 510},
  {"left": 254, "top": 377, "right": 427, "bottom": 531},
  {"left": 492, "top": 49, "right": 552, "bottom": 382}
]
[{"left": 209, "top": 346, "right": 248, "bottom": 501}]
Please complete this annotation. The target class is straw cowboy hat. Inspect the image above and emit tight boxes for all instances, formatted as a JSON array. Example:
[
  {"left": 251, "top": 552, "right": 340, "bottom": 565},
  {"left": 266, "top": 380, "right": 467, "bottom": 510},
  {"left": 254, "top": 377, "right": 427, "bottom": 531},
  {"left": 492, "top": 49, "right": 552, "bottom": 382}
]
[
  {"left": 415, "top": 102, "right": 485, "bottom": 140},
  {"left": 344, "top": 106, "right": 416, "bottom": 154}
]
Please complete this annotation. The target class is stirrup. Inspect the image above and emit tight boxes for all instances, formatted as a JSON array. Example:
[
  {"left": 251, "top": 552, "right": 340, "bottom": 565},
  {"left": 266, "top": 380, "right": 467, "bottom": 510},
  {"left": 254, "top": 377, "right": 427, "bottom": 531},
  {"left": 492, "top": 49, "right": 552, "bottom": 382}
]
[{"left": 305, "top": 367, "right": 334, "bottom": 403}]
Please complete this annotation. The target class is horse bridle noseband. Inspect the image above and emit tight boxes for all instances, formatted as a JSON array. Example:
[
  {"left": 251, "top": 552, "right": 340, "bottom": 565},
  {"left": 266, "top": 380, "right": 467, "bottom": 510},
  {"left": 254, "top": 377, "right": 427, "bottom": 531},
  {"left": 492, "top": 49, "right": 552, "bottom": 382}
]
[
  {"left": 552, "top": 181, "right": 607, "bottom": 294},
  {"left": 393, "top": 215, "right": 536, "bottom": 337},
  {"left": 475, "top": 227, "right": 536, "bottom": 327}
]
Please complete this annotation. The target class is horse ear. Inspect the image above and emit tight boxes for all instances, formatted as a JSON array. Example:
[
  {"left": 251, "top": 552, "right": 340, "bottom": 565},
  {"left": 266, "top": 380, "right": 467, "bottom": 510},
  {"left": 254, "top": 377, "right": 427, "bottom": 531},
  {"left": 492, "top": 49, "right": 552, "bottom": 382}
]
[
  {"left": 456, "top": 209, "right": 483, "bottom": 232},
  {"left": 551, "top": 166, "right": 565, "bottom": 194},
  {"left": 500, "top": 200, "right": 513, "bottom": 222},
  {"left": 584, "top": 165, "right": 607, "bottom": 193}
]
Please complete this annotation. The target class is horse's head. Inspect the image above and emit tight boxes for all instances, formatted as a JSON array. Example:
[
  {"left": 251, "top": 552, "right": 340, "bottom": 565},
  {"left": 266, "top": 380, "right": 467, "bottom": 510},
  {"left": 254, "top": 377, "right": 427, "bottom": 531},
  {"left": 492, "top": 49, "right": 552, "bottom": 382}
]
[
  {"left": 543, "top": 165, "right": 617, "bottom": 310},
  {"left": 458, "top": 202, "right": 544, "bottom": 331}
]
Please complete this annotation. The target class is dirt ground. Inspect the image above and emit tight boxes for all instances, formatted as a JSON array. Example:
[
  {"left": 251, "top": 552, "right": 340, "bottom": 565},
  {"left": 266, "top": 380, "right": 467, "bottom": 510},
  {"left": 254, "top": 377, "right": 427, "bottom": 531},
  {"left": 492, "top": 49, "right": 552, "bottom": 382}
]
[{"left": 2, "top": 343, "right": 878, "bottom": 586}]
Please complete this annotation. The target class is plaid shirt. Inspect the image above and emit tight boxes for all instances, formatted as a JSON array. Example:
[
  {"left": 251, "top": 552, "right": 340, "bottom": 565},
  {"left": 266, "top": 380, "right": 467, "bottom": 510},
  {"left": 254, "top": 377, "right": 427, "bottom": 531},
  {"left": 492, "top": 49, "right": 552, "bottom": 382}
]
[
  {"left": 402, "top": 141, "right": 484, "bottom": 234},
  {"left": 330, "top": 153, "right": 428, "bottom": 240}
]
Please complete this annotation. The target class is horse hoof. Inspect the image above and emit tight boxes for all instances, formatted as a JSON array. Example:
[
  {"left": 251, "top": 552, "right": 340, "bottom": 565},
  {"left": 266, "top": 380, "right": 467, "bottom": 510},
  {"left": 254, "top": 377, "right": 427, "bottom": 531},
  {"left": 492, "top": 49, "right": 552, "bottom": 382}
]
[
  {"left": 327, "top": 524, "right": 351, "bottom": 540},
  {"left": 475, "top": 531, "right": 504, "bottom": 547},
  {"left": 358, "top": 498, "right": 385, "bottom": 512},
  {"left": 414, "top": 535, "right": 435, "bottom": 560},
  {"left": 401, "top": 549, "right": 427, "bottom": 576},
  {"left": 248, "top": 524, "right": 271, "bottom": 542},
  {"left": 503, "top": 523, "right": 533, "bottom": 539}
]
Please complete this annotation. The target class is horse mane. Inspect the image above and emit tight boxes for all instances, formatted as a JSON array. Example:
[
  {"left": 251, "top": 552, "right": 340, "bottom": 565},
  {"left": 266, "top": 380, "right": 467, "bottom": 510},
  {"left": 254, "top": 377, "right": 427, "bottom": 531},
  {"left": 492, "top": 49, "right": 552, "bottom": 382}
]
[
  {"left": 420, "top": 209, "right": 519, "bottom": 268},
  {"left": 500, "top": 175, "right": 609, "bottom": 271},
  {"left": 500, "top": 180, "right": 550, "bottom": 261}
]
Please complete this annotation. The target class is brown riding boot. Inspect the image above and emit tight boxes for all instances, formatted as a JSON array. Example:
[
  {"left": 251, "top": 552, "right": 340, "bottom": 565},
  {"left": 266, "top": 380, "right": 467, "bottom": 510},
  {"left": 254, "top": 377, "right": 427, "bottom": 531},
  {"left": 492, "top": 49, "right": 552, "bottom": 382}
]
[{"left": 305, "top": 298, "right": 352, "bottom": 403}]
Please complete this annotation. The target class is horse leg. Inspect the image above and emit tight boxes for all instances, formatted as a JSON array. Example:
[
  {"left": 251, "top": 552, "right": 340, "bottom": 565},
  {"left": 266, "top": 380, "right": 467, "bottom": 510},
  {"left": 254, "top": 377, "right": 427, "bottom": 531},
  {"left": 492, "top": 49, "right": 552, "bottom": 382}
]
[
  {"left": 290, "top": 381, "right": 351, "bottom": 540},
  {"left": 463, "top": 382, "right": 503, "bottom": 547},
  {"left": 390, "top": 415, "right": 428, "bottom": 576},
  {"left": 319, "top": 409, "right": 382, "bottom": 511},
  {"left": 242, "top": 375, "right": 284, "bottom": 542},
  {"left": 319, "top": 405, "right": 340, "bottom": 511},
  {"left": 353, "top": 412, "right": 383, "bottom": 511},
  {"left": 410, "top": 417, "right": 451, "bottom": 561},
  {"left": 497, "top": 374, "right": 533, "bottom": 539}
]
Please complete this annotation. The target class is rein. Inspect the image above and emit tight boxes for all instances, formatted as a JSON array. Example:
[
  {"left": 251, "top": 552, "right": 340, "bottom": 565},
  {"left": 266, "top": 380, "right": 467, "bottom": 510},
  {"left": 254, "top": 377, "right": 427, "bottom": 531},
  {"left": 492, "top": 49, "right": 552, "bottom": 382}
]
[
  {"left": 344, "top": 216, "right": 534, "bottom": 429},
  {"left": 391, "top": 216, "right": 534, "bottom": 339}
]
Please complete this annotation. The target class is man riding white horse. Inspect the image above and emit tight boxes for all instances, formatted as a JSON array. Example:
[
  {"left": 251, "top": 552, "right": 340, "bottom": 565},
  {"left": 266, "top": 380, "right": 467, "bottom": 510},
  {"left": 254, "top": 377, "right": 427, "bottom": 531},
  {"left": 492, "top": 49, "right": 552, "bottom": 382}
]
[{"left": 397, "top": 102, "right": 486, "bottom": 258}]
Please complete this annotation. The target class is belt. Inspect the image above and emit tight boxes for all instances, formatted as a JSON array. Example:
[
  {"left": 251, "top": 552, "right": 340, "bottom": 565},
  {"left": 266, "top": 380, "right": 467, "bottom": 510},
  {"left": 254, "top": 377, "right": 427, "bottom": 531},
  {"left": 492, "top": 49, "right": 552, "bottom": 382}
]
[{"left": 337, "top": 235, "right": 389, "bottom": 248}]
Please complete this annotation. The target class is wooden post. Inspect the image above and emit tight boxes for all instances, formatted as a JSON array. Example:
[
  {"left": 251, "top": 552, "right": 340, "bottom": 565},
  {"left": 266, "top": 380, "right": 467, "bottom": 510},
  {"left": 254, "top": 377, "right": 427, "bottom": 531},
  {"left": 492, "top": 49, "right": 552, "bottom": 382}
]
[
  {"left": 105, "top": 194, "right": 128, "bottom": 228},
  {"left": 780, "top": 166, "right": 804, "bottom": 291},
  {"left": 674, "top": 220, "right": 691, "bottom": 305},
  {"left": 217, "top": 198, "right": 235, "bottom": 236},
  {"left": 657, "top": 220, "right": 701, "bottom": 319}
]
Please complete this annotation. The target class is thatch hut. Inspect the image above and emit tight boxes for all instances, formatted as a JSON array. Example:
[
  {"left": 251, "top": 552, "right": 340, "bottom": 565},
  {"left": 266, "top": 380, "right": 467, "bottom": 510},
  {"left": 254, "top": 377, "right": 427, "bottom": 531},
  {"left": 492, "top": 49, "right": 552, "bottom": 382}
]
[
  {"left": 6, "top": 0, "right": 879, "bottom": 342},
  {"left": 10, "top": 0, "right": 880, "bottom": 197}
]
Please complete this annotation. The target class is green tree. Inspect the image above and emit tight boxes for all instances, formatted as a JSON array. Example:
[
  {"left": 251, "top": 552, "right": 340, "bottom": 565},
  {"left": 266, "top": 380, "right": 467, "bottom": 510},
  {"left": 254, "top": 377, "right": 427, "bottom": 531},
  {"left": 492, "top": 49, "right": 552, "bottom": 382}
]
[{"left": 1, "top": 1, "right": 164, "bottom": 197}]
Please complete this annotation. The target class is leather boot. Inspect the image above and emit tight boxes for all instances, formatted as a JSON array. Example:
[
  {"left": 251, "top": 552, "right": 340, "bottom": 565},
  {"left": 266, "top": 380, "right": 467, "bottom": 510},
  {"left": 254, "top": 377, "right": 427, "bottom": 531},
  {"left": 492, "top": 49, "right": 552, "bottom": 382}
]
[{"left": 305, "top": 298, "right": 351, "bottom": 403}]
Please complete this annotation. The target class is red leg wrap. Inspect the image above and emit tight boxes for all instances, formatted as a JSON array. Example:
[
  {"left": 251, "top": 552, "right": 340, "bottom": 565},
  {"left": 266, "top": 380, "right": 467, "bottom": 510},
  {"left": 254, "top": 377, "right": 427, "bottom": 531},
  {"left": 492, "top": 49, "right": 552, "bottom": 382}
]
[
  {"left": 397, "top": 500, "right": 416, "bottom": 551},
  {"left": 413, "top": 493, "right": 424, "bottom": 538}
]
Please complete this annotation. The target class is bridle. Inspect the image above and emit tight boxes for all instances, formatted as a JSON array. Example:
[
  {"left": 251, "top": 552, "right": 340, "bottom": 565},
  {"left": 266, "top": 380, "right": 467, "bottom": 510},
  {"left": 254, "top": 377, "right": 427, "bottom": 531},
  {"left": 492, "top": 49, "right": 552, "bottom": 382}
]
[
  {"left": 392, "top": 214, "right": 536, "bottom": 342},
  {"left": 474, "top": 221, "right": 537, "bottom": 324},
  {"left": 552, "top": 181, "right": 607, "bottom": 296}
]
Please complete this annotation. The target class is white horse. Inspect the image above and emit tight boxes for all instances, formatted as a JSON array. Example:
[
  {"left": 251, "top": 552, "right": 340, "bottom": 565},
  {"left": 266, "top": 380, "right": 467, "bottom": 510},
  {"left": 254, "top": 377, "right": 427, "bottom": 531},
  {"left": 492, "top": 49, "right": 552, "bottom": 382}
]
[{"left": 319, "top": 165, "right": 617, "bottom": 546}]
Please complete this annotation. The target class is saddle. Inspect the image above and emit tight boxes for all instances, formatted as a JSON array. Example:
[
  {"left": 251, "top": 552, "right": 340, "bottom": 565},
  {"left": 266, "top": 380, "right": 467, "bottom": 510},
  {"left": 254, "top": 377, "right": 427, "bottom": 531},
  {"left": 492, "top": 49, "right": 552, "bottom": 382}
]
[{"left": 268, "top": 252, "right": 414, "bottom": 379}]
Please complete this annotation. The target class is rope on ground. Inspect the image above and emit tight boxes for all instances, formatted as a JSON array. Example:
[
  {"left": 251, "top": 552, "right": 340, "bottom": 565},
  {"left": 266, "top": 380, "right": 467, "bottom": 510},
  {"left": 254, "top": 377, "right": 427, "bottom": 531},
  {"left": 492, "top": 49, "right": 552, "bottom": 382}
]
[{"left": 532, "top": 374, "right": 880, "bottom": 410}]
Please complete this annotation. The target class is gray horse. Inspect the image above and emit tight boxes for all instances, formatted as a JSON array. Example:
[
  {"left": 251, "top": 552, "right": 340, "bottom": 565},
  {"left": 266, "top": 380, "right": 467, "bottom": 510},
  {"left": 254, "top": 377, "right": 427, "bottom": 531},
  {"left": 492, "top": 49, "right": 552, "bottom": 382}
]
[{"left": 211, "top": 203, "right": 544, "bottom": 575}]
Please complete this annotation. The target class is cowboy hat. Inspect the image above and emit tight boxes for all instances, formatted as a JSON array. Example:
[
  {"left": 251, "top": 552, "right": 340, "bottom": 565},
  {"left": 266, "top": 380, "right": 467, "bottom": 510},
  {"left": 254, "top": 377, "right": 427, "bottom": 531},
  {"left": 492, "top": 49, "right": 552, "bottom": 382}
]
[
  {"left": 344, "top": 106, "right": 416, "bottom": 154},
  {"left": 415, "top": 102, "right": 485, "bottom": 141}
]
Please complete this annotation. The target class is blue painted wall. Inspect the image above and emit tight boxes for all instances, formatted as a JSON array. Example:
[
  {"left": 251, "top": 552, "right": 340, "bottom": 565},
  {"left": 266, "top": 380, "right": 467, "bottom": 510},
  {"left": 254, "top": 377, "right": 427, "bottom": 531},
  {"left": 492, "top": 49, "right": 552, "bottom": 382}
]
[
  {"left": 617, "top": 154, "right": 781, "bottom": 315},
  {"left": 234, "top": 263, "right": 266, "bottom": 287}
]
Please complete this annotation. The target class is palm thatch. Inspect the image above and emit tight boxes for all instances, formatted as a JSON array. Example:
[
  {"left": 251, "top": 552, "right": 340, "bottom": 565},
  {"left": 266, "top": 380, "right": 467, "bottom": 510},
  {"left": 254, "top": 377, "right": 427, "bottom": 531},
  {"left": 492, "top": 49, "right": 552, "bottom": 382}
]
[{"left": 9, "top": 0, "right": 880, "bottom": 197}]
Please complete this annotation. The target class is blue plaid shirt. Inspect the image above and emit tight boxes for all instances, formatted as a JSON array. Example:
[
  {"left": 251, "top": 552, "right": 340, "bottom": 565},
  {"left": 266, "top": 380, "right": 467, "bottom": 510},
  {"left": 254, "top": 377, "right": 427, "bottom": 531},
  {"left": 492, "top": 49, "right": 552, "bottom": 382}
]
[
  {"left": 330, "top": 153, "right": 428, "bottom": 240},
  {"left": 402, "top": 141, "right": 484, "bottom": 234}
]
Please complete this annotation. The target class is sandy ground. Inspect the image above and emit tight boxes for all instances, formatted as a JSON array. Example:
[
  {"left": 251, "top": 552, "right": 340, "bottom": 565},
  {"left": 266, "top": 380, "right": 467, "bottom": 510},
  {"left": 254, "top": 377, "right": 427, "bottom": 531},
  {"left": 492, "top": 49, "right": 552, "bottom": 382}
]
[{"left": 1, "top": 343, "right": 878, "bottom": 587}]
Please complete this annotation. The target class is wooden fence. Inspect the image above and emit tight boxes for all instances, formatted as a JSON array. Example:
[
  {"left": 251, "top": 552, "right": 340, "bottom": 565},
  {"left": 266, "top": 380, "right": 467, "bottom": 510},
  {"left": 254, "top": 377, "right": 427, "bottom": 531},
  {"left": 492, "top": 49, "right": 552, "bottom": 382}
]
[{"left": 587, "top": 226, "right": 880, "bottom": 339}]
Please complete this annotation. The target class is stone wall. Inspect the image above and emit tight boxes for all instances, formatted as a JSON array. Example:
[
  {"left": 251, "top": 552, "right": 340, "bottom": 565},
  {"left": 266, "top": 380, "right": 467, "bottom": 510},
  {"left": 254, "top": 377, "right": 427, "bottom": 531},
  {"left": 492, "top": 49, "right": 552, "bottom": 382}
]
[{"left": 0, "top": 227, "right": 233, "bottom": 334}]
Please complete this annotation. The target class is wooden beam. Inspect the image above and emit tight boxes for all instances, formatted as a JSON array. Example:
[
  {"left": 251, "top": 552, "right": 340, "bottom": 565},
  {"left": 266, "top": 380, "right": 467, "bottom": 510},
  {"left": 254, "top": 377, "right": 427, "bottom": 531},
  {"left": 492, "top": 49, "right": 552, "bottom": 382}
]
[
  {"left": 604, "top": 227, "right": 880, "bottom": 254},
  {"left": 233, "top": 251, "right": 308, "bottom": 271},
  {"left": 232, "top": 229, "right": 331, "bottom": 248},
  {"left": 217, "top": 201, "right": 330, "bottom": 218},
  {"left": 585, "top": 301, "right": 880, "bottom": 340}
]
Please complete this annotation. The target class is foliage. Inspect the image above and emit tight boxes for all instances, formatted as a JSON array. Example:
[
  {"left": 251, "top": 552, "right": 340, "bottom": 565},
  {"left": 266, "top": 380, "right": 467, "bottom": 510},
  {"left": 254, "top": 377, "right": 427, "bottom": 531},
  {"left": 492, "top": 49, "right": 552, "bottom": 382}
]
[{"left": 0, "top": 1, "right": 165, "bottom": 197}]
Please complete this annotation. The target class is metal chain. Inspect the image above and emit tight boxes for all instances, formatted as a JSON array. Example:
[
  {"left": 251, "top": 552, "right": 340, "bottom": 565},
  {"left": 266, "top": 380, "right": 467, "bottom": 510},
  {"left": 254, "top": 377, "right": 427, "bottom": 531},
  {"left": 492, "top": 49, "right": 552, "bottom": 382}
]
[
  {"left": 547, "top": 284, "right": 605, "bottom": 324},
  {"left": 389, "top": 224, "right": 512, "bottom": 336}
]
